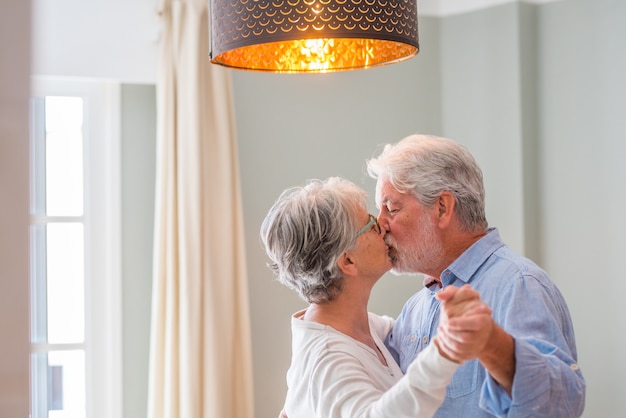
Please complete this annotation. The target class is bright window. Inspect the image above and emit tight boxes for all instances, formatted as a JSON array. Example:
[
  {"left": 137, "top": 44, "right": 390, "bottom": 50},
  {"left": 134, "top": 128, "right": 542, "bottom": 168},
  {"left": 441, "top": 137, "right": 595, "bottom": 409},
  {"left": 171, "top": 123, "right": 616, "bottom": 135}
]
[{"left": 30, "top": 78, "right": 122, "bottom": 418}]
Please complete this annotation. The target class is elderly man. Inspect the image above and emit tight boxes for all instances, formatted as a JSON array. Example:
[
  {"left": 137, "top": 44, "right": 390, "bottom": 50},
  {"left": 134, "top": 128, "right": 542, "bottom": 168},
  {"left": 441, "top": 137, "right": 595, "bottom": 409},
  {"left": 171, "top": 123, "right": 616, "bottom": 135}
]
[{"left": 367, "top": 134, "right": 586, "bottom": 417}]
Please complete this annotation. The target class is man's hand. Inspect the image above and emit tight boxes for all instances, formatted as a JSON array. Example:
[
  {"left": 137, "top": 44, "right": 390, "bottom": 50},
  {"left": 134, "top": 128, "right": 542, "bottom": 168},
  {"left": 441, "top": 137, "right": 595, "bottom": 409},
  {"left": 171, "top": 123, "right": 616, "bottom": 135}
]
[{"left": 434, "top": 285, "right": 494, "bottom": 362}]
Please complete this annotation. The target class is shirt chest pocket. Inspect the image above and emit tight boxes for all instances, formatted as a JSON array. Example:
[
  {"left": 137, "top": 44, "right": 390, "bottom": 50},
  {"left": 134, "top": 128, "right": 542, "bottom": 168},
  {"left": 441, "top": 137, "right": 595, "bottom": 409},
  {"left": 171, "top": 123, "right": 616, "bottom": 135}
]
[{"left": 399, "top": 333, "right": 429, "bottom": 366}]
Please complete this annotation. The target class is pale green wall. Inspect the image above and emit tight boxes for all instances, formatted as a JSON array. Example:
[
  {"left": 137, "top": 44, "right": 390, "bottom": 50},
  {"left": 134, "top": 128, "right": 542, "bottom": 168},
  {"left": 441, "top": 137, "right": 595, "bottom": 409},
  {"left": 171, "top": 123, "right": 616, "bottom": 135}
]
[
  {"left": 440, "top": 5, "right": 526, "bottom": 253},
  {"left": 537, "top": 1, "right": 626, "bottom": 416},
  {"left": 121, "top": 84, "right": 156, "bottom": 418}
]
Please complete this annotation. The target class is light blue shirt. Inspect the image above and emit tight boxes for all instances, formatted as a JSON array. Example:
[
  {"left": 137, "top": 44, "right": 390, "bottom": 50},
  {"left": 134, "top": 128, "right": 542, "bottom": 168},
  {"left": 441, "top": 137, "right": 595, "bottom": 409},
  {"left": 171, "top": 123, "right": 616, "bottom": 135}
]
[{"left": 385, "top": 228, "right": 586, "bottom": 417}]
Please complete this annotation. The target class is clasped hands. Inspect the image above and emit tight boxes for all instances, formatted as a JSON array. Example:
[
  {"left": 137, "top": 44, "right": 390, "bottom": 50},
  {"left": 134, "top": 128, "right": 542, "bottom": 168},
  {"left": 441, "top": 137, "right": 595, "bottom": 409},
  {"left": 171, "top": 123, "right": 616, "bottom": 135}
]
[{"left": 433, "top": 284, "right": 494, "bottom": 363}]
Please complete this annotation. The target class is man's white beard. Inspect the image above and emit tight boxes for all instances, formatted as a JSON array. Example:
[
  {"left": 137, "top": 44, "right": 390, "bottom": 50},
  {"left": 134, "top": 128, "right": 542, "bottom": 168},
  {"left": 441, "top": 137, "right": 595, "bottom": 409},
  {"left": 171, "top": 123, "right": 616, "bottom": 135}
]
[{"left": 387, "top": 219, "right": 442, "bottom": 277}]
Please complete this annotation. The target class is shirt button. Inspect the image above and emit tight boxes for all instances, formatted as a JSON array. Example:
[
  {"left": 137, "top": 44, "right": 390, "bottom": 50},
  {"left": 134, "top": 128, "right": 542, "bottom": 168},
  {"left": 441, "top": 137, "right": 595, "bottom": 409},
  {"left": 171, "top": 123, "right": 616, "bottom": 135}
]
[
  {"left": 409, "top": 335, "right": 416, "bottom": 343},
  {"left": 570, "top": 364, "right": 580, "bottom": 371},
  {"left": 422, "top": 336, "right": 429, "bottom": 344}
]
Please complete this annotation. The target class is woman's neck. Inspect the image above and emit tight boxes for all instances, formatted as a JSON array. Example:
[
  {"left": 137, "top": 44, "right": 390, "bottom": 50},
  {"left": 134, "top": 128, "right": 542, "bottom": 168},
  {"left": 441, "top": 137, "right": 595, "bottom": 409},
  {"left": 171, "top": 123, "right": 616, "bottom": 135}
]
[
  {"left": 303, "top": 290, "right": 388, "bottom": 366},
  {"left": 304, "top": 282, "right": 370, "bottom": 331}
]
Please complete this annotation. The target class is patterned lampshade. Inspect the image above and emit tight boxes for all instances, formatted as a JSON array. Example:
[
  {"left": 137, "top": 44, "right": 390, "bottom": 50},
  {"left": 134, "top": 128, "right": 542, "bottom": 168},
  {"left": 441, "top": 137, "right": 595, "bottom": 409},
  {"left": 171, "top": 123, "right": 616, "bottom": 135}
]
[{"left": 209, "top": 0, "right": 419, "bottom": 72}]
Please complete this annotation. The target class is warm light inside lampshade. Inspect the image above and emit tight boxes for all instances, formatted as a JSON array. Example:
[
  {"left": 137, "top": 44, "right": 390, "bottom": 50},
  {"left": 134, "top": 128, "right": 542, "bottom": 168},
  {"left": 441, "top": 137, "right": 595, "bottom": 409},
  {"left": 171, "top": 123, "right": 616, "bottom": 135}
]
[{"left": 209, "top": 0, "right": 419, "bottom": 73}]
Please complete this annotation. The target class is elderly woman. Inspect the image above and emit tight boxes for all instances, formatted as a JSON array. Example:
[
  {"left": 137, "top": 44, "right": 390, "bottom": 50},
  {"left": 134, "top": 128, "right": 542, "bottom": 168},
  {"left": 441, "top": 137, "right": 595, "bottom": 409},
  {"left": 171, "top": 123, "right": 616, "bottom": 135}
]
[{"left": 261, "top": 177, "right": 491, "bottom": 418}]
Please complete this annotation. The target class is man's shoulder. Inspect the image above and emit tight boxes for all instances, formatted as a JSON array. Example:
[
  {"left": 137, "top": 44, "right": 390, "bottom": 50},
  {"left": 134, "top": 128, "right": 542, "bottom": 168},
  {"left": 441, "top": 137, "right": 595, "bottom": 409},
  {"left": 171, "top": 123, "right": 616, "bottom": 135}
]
[
  {"left": 401, "top": 287, "right": 432, "bottom": 310},
  {"left": 487, "top": 246, "right": 552, "bottom": 283}
]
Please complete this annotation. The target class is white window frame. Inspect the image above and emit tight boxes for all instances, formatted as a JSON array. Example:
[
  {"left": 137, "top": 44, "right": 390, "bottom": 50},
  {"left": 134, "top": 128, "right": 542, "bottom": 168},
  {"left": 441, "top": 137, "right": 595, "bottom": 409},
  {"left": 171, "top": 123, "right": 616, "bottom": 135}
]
[{"left": 30, "top": 76, "right": 122, "bottom": 418}]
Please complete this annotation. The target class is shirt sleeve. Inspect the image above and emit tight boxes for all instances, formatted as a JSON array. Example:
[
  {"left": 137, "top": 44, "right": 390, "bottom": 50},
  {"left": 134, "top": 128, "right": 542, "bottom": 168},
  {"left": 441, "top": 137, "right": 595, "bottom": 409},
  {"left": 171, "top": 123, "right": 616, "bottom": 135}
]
[
  {"left": 310, "top": 343, "right": 458, "bottom": 418},
  {"left": 479, "top": 274, "right": 586, "bottom": 417}
]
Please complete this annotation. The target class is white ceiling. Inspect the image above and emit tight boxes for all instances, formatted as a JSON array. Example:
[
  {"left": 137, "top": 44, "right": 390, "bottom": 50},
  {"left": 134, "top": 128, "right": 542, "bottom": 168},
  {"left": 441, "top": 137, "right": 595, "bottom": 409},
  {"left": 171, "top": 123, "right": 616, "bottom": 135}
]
[{"left": 419, "top": 0, "right": 564, "bottom": 17}]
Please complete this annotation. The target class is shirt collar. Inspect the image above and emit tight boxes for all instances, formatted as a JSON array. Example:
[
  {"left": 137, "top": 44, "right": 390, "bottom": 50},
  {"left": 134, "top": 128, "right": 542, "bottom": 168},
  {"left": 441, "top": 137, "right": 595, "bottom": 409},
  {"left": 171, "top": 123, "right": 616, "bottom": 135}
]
[{"left": 441, "top": 227, "right": 505, "bottom": 286}]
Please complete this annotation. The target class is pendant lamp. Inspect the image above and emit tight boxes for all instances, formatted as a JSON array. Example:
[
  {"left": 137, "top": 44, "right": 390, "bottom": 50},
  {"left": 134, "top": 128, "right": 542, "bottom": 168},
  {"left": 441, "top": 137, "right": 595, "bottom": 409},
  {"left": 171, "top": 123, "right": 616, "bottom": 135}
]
[{"left": 209, "top": 0, "right": 419, "bottom": 73}]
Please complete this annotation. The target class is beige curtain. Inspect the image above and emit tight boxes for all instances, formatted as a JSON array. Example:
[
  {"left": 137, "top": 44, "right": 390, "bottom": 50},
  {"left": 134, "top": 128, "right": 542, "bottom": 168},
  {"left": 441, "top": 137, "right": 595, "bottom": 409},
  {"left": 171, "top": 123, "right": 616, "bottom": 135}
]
[{"left": 147, "top": 0, "right": 254, "bottom": 417}]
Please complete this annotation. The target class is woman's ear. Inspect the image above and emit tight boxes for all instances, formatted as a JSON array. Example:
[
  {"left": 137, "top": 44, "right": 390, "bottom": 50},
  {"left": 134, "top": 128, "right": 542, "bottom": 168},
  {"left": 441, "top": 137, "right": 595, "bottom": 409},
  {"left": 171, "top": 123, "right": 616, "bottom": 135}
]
[{"left": 337, "top": 251, "right": 358, "bottom": 276}]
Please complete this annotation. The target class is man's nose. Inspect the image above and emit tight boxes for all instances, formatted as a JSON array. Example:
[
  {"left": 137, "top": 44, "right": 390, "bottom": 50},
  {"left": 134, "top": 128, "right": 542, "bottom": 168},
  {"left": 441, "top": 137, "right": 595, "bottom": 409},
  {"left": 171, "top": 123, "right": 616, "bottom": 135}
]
[{"left": 376, "top": 211, "right": 390, "bottom": 233}]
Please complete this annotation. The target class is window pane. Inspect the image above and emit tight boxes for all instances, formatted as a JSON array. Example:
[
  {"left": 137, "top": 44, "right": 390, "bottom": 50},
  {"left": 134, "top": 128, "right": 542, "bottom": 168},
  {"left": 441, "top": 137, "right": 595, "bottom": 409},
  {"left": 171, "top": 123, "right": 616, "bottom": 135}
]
[
  {"left": 49, "top": 351, "right": 86, "bottom": 418},
  {"left": 45, "top": 96, "right": 83, "bottom": 216},
  {"left": 31, "top": 80, "right": 122, "bottom": 418},
  {"left": 46, "top": 223, "right": 84, "bottom": 344},
  {"left": 31, "top": 351, "right": 86, "bottom": 418}
]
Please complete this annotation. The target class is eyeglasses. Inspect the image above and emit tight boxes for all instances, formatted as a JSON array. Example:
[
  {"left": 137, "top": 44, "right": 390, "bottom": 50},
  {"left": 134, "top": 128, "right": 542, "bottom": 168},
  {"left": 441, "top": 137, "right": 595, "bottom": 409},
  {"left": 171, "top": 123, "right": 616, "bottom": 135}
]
[{"left": 355, "top": 214, "right": 381, "bottom": 238}]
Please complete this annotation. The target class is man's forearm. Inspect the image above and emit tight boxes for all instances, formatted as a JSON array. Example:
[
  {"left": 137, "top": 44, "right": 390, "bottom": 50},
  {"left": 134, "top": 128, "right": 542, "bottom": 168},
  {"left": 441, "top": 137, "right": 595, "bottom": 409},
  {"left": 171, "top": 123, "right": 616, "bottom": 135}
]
[{"left": 478, "top": 323, "right": 515, "bottom": 396}]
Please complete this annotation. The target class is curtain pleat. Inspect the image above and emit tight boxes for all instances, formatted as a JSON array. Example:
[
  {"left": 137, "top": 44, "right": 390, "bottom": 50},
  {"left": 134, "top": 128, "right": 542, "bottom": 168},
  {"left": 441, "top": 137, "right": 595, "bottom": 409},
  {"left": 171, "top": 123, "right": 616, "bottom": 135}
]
[{"left": 147, "top": 0, "right": 254, "bottom": 416}]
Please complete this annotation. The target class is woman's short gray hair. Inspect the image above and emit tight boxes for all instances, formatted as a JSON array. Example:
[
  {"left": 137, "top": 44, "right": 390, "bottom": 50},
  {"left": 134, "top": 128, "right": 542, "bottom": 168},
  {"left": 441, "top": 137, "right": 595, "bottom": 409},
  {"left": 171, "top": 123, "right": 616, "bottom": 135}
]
[
  {"left": 367, "top": 134, "right": 488, "bottom": 231},
  {"left": 260, "top": 177, "right": 368, "bottom": 303}
]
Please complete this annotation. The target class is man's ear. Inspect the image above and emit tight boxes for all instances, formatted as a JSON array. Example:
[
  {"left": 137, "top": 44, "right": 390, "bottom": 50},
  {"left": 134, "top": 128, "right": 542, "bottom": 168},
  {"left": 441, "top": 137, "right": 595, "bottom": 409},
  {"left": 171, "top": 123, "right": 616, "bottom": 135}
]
[
  {"left": 437, "top": 191, "right": 456, "bottom": 228},
  {"left": 337, "top": 251, "right": 358, "bottom": 276}
]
